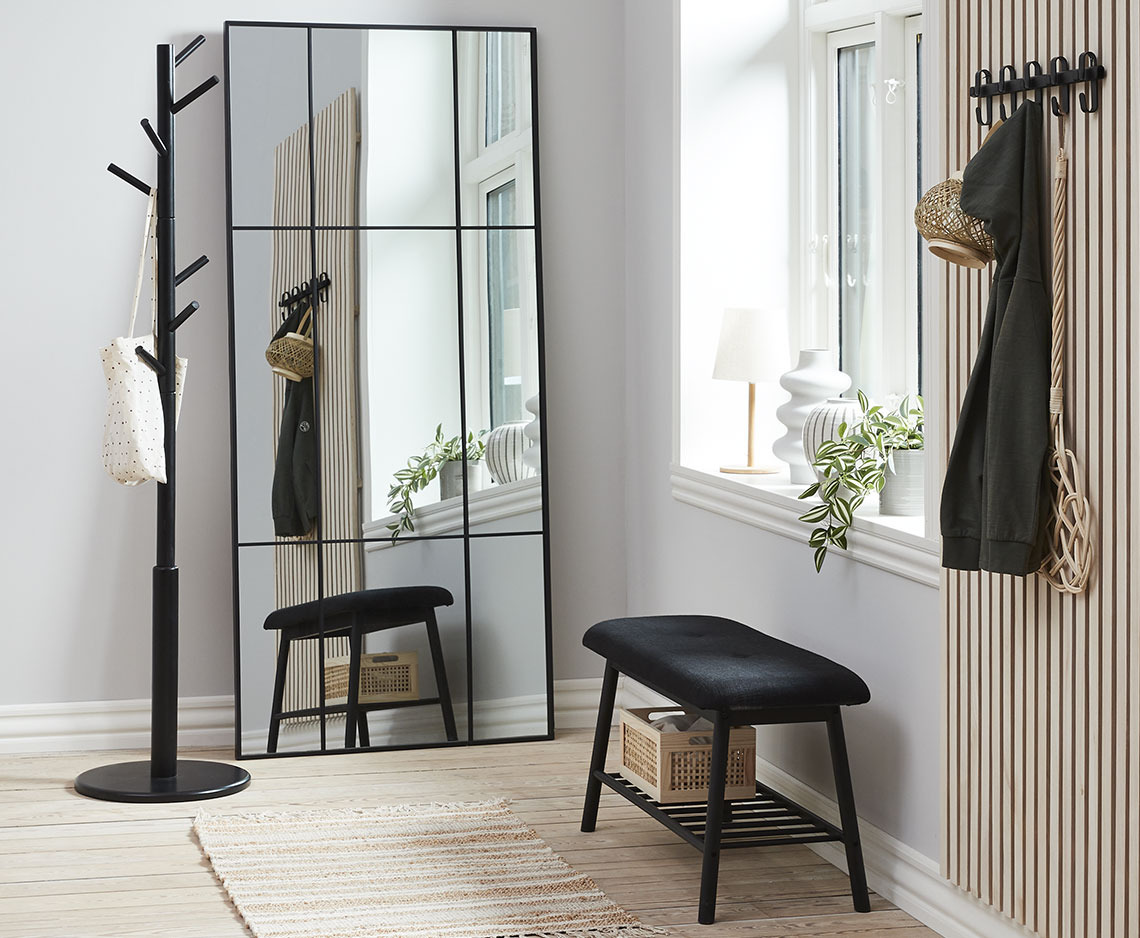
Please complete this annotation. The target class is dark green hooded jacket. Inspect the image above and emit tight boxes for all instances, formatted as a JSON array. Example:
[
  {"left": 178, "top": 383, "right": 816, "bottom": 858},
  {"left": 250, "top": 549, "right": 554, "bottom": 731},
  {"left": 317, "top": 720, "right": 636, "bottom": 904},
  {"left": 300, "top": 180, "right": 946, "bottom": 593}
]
[{"left": 941, "top": 101, "right": 1051, "bottom": 575}]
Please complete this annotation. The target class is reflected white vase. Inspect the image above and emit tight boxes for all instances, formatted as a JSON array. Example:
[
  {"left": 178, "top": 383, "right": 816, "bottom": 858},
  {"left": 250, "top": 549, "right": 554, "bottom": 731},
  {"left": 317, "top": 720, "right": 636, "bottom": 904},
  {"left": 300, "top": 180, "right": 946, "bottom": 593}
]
[
  {"left": 486, "top": 421, "right": 530, "bottom": 484},
  {"left": 522, "top": 394, "right": 542, "bottom": 474},
  {"left": 774, "top": 350, "right": 850, "bottom": 484}
]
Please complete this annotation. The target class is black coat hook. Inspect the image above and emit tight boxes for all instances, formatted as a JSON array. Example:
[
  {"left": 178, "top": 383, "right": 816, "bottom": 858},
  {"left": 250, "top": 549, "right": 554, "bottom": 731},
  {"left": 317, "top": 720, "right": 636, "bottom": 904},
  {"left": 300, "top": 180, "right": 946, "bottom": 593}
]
[
  {"left": 171, "top": 75, "right": 219, "bottom": 114},
  {"left": 1078, "top": 51, "right": 1101, "bottom": 113},
  {"left": 1024, "top": 60, "right": 1044, "bottom": 105},
  {"left": 140, "top": 119, "right": 168, "bottom": 158},
  {"left": 135, "top": 345, "right": 166, "bottom": 375},
  {"left": 175, "top": 35, "right": 205, "bottom": 67},
  {"left": 973, "top": 69, "right": 993, "bottom": 125},
  {"left": 1050, "top": 56, "right": 1071, "bottom": 116},
  {"left": 998, "top": 65, "right": 1019, "bottom": 119},
  {"left": 169, "top": 300, "right": 199, "bottom": 332},
  {"left": 175, "top": 255, "right": 209, "bottom": 286},
  {"left": 107, "top": 162, "right": 152, "bottom": 195}
]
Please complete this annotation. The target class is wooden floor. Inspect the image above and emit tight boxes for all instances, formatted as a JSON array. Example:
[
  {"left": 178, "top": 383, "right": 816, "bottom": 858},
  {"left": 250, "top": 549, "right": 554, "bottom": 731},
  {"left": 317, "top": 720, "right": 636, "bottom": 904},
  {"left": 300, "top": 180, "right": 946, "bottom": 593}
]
[{"left": 0, "top": 729, "right": 935, "bottom": 938}]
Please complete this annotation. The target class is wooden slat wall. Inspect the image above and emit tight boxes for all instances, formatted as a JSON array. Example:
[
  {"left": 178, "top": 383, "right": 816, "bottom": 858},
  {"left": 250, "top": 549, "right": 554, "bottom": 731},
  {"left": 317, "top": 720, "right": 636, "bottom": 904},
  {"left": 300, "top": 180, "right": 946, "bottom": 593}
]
[
  {"left": 942, "top": 4, "right": 1139, "bottom": 937},
  {"left": 271, "top": 88, "right": 362, "bottom": 721}
]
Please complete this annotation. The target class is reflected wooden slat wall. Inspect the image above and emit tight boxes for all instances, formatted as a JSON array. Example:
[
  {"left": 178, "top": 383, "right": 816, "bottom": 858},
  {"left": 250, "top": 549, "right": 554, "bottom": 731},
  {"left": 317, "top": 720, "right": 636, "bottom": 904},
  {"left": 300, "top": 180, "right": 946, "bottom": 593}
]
[
  {"left": 271, "top": 89, "right": 362, "bottom": 724},
  {"left": 941, "top": 3, "right": 1138, "bottom": 937}
]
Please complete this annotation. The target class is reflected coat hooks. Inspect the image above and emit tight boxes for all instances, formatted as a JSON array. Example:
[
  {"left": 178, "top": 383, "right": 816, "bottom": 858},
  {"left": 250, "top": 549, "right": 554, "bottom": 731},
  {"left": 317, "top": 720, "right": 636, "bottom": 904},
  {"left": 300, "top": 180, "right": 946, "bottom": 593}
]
[
  {"left": 76, "top": 37, "right": 250, "bottom": 804},
  {"left": 278, "top": 272, "right": 331, "bottom": 311},
  {"left": 969, "top": 51, "right": 1106, "bottom": 125}
]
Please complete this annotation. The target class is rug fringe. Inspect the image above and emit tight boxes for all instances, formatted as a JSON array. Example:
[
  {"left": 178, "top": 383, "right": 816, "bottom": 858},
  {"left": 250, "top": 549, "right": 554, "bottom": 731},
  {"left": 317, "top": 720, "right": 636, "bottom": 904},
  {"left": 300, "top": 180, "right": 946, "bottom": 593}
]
[
  {"left": 194, "top": 799, "right": 512, "bottom": 826},
  {"left": 500, "top": 929, "right": 669, "bottom": 938}
]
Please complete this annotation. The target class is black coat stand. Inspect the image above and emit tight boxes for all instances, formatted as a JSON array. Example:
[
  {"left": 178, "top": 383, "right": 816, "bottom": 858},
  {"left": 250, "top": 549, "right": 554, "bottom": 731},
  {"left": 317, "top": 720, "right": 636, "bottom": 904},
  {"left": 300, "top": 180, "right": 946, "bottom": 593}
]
[{"left": 75, "top": 38, "right": 251, "bottom": 803}]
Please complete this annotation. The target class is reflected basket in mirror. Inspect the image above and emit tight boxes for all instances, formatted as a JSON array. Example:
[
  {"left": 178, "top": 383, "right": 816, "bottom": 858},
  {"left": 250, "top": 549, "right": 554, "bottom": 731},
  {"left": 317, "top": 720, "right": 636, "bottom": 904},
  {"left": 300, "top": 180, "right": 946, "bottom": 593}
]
[
  {"left": 324, "top": 651, "right": 419, "bottom": 706},
  {"left": 266, "top": 306, "right": 314, "bottom": 382},
  {"left": 914, "top": 176, "right": 995, "bottom": 270}
]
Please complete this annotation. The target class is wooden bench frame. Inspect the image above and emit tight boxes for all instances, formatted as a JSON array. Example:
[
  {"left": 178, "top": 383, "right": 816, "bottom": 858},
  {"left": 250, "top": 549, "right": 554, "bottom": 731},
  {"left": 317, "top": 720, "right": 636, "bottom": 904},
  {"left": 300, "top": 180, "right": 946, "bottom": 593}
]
[{"left": 580, "top": 663, "right": 871, "bottom": 925}]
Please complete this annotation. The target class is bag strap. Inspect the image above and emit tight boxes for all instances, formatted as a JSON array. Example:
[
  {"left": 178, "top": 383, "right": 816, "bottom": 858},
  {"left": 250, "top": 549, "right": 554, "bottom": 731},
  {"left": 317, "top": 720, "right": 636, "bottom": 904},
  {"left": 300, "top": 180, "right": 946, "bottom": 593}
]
[{"left": 128, "top": 189, "right": 159, "bottom": 338}]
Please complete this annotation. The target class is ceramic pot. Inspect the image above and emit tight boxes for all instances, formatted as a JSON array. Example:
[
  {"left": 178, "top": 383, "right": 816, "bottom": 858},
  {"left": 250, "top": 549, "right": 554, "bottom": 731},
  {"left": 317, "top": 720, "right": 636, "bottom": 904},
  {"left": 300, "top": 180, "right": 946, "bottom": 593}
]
[
  {"left": 485, "top": 421, "right": 530, "bottom": 484},
  {"left": 438, "top": 459, "right": 483, "bottom": 501},
  {"left": 880, "top": 449, "right": 925, "bottom": 516},
  {"left": 774, "top": 350, "right": 851, "bottom": 484},
  {"left": 802, "top": 397, "right": 862, "bottom": 484}
]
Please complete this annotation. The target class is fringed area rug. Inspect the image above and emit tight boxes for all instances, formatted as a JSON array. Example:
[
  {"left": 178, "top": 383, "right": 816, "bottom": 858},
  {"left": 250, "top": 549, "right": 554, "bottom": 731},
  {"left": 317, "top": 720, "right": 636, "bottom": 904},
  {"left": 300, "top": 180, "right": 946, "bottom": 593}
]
[{"left": 193, "top": 799, "right": 665, "bottom": 938}]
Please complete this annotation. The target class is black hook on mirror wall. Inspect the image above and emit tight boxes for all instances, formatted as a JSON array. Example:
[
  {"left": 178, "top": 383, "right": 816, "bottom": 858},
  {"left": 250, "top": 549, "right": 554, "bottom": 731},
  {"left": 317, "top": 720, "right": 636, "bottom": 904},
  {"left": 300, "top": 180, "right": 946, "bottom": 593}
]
[
  {"left": 1078, "top": 51, "right": 1101, "bottom": 112},
  {"left": 973, "top": 69, "right": 993, "bottom": 125},
  {"left": 1050, "top": 56, "right": 1071, "bottom": 116},
  {"left": 998, "top": 65, "right": 1019, "bottom": 119}
]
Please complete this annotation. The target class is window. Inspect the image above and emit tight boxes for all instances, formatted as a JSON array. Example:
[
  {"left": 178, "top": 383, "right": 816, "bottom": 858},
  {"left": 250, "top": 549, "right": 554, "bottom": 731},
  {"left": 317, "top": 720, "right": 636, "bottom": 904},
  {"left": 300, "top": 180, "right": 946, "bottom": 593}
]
[
  {"left": 486, "top": 179, "right": 524, "bottom": 425},
  {"left": 812, "top": 15, "right": 924, "bottom": 403}
]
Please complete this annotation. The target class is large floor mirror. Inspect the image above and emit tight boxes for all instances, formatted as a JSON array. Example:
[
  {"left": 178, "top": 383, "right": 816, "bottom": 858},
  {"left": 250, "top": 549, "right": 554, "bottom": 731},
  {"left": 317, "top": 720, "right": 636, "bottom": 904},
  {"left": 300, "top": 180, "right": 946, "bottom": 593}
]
[{"left": 224, "top": 22, "right": 551, "bottom": 758}]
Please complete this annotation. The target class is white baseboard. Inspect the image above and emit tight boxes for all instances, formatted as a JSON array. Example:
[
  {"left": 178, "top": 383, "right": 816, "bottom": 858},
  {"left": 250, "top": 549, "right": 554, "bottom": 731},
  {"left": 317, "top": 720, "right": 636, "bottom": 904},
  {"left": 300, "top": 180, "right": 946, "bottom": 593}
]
[
  {"left": 1, "top": 678, "right": 604, "bottom": 755},
  {"left": 0, "top": 696, "right": 236, "bottom": 754}
]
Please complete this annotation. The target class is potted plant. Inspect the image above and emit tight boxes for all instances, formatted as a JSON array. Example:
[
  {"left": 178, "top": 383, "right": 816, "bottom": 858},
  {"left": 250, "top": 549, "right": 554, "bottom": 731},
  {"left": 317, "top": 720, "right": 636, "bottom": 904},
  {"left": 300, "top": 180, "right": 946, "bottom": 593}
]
[
  {"left": 386, "top": 424, "right": 487, "bottom": 537},
  {"left": 797, "top": 392, "right": 924, "bottom": 571}
]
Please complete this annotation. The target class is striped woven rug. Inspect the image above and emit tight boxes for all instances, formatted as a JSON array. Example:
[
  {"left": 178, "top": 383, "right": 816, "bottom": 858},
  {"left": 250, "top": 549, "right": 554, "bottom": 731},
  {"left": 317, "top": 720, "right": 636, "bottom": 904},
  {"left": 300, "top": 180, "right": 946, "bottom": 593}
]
[{"left": 193, "top": 800, "right": 664, "bottom": 938}]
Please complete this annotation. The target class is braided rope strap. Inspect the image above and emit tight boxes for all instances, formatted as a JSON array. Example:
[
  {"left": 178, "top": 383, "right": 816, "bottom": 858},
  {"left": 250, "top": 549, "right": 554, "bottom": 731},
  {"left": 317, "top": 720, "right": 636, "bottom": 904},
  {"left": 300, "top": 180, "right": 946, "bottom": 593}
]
[{"left": 1039, "top": 127, "right": 1093, "bottom": 593}]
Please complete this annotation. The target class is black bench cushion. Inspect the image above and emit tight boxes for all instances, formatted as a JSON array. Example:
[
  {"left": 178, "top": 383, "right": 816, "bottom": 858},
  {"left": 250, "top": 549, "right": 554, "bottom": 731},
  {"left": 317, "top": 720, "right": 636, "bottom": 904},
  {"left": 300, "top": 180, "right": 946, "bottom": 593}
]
[
  {"left": 264, "top": 586, "right": 454, "bottom": 634},
  {"left": 583, "top": 615, "right": 870, "bottom": 711}
]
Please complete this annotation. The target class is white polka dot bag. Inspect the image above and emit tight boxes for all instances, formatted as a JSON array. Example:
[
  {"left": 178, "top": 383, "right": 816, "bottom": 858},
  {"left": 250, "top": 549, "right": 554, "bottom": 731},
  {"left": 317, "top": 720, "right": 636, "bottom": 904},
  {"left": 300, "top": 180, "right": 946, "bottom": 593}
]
[{"left": 100, "top": 190, "right": 187, "bottom": 486}]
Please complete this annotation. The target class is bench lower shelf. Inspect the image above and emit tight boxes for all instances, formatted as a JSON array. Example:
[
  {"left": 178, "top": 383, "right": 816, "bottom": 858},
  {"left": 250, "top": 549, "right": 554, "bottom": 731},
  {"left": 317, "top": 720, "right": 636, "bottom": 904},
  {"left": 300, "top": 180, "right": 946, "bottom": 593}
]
[{"left": 594, "top": 770, "right": 844, "bottom": 852}]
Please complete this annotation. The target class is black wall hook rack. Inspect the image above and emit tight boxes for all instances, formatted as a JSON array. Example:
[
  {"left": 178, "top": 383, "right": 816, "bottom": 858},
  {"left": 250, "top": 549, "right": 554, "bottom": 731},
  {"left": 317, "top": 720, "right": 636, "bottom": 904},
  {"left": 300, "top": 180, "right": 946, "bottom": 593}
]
[
  {"left": 969, "top": 51, "right": 1106, "bottom": 125},
  {"left": 77, "top": 38, "right": 251, "bottom": 805},
  {"left": 277, "top": 272, "right": 331, "bottom": 309}
]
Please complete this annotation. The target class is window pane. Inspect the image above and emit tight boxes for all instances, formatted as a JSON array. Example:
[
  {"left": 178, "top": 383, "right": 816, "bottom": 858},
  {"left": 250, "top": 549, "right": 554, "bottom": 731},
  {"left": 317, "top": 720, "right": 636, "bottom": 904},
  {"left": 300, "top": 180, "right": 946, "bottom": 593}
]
[
  {"left": 837, "top": 42, "right": 877, "bottom": 397},
  {"left": 487, "top": 181, "right": 522, "bottom": 426},
  {"left": 914, "top": 31, "right": 924, "bottom": 395},
  {"left": 485, "top": 33, "right": 518, "bottom": 146}
]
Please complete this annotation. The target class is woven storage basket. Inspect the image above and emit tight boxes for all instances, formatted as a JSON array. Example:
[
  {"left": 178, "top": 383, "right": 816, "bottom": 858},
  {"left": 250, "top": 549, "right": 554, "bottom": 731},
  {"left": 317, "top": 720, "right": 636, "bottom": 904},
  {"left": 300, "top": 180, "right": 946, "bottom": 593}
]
[
  {"left": 266, "top": 307, "right": 314, "bottom": 382},
  {"left": 619, "top": 708, "right": 756, "bottom": 804},
  {"left": 914, "top": 177, "right": 995, "bottom": 269},
  {"left": 324, "top": 651, "right": 418, "bottom": 706}
]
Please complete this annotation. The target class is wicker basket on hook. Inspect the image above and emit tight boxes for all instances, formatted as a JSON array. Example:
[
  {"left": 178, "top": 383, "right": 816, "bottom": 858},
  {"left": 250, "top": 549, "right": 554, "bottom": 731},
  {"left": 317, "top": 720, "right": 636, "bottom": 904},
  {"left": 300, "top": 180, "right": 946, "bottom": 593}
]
[
  {"left": 265, "top": 306, "right": 314, "bottom": 382},
  {"left": 914, "top": 177, "right": 995, "bottom": 269}
]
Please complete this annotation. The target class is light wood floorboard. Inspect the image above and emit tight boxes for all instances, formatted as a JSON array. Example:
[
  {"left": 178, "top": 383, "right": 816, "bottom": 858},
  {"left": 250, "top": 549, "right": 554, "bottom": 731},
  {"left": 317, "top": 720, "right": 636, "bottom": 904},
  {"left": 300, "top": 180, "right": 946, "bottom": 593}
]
[{"left": 0, "top": 729, "right": 936, "bottom": 937}]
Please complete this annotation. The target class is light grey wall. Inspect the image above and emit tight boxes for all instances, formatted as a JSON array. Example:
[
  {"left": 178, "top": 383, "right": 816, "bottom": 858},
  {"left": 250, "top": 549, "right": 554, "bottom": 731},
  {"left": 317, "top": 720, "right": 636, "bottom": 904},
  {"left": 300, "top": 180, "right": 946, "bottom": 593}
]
[
  {"left": 621, "top": 0, "right": 942, "bottom": 861},
  {"left": 0, "top": 0, "right": 626, "bottom": 705}
]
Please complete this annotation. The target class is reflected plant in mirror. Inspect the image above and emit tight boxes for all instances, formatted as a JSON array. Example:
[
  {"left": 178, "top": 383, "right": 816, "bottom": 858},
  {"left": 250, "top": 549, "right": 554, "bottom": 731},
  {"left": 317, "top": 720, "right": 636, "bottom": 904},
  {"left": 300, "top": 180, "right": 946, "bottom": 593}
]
[{"left": 386, "top": 425, "right": 488, "bottom": 537}]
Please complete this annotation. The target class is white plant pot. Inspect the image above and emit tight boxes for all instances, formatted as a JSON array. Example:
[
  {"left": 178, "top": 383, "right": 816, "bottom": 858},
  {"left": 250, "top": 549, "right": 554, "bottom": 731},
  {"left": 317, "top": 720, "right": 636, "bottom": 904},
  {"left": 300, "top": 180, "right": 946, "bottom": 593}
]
[
  {"left": 801, "top": 397, "right": 862, "bottom": 485},
  {"left": 438, "top": 459, "right": 483, "bottom": 501},
  {"left": 880, "top": 449, "right": 925, "bottom": 516},
  {"left": 774, "top": 350, "right": 851, "bottom": 484}
]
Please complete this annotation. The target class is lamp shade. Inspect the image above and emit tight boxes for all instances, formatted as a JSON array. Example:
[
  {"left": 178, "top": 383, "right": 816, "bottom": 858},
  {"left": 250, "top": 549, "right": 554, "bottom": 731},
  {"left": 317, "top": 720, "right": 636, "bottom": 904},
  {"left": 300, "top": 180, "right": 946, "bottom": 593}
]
[{"left": 712, "top": 307, "right": 790, "bottom": 383}]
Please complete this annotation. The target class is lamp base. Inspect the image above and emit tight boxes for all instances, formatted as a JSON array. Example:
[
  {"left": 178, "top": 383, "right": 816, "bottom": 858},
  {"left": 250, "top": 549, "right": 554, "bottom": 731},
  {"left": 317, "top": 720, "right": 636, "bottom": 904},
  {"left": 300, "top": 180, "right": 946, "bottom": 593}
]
[{"left": 719, "top": 465, "right": 779, "bottom": 475}]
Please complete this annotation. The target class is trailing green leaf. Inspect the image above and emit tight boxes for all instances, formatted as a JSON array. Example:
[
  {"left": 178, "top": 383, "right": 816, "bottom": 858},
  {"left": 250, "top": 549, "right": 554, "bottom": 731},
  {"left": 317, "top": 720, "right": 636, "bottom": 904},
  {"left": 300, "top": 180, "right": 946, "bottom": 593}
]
[{"left": 386, "top": 425, "right": 489, "bottom": 539}]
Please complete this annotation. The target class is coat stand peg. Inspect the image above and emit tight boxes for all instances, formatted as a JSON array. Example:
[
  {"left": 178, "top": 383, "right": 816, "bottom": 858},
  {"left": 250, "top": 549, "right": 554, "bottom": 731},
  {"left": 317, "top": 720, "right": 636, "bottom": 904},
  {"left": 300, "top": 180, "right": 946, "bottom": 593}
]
[
  {"left": 175, "top": 34, "right": 205, "bottom": 67},
  {"left": 140, "top": 119, "right": 168, "bottom": 157},
  {"left": 175, "top": 254, "right": 209, "bottom": 286},
  {"left": 135, "top": 345, "right": 166, "bottom": 375},
  {"left": 171, "top": 75, "right": 219, "bottom": 114},
  {"left": 107, "top": 162, "right": 152, "bottom": 195},
  {"left": 169, "top": 300, "right": 199, "bottom": 332}
]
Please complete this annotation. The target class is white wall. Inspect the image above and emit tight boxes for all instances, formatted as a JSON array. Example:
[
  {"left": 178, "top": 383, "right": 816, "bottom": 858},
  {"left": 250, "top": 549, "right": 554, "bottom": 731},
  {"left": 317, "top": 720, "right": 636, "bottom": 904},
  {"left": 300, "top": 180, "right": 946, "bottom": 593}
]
[
  {"left": 623, "top": 0, "right": 942, "bottom": 861},
  {"left": 0, "top": 0, "right": 626, "bottom": 705}
]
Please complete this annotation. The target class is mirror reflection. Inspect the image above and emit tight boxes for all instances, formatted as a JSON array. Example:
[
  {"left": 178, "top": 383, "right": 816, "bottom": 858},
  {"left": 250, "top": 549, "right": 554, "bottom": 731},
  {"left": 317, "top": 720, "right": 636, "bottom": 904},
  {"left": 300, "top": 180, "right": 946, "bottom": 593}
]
[{"left": 227, "top": 22, "right": 548, "bottom": 756}]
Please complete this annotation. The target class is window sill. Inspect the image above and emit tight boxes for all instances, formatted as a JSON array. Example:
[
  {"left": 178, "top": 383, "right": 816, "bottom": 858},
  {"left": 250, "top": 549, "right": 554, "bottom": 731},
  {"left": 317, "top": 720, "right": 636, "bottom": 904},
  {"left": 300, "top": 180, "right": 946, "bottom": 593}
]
[
  {"left": 670, "top": 464, "right": 940, "bottom": 588},
  {"left": 362, "top": 476, "right": 543, "bottom": 550}
]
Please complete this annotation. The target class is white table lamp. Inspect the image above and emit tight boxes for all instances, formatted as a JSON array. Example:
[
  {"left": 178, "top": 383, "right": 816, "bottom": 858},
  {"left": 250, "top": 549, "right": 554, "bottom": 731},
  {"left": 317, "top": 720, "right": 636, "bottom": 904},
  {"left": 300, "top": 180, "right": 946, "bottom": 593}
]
[{"left": 713, "top": 307, "right": 789, "bottom": 474}]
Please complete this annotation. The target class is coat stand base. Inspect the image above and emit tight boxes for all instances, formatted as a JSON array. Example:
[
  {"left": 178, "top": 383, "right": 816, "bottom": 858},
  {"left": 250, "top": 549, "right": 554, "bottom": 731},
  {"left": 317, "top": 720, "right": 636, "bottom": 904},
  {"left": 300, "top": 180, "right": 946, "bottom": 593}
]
[{"left": 74, "top": 760, "right": 251, "bottom": 804}]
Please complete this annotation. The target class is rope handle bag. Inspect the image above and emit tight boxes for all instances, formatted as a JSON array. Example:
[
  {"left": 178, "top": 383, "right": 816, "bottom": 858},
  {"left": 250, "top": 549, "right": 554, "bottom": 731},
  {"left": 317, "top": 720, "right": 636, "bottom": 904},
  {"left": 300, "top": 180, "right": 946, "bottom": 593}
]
[{"left": 99, "top": 190, "right": 188, "bottom": 485}]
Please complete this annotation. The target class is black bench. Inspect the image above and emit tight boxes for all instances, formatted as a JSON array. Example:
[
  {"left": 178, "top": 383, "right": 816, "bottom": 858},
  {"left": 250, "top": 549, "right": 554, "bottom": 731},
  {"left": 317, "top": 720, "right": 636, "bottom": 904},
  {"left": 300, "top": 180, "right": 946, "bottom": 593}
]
[{"left": 580, "top": 615, "right": 871, "bottom": 925}]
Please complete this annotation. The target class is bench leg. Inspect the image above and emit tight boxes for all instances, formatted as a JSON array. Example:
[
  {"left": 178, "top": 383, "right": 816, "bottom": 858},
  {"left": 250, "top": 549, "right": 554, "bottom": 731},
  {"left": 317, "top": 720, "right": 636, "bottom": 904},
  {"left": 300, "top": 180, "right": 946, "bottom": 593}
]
[
  {"left": 267, "top": 637, "right": 291, "bottom": 754},
  {"left": 827, "top": 708, "right": 871, "bottom": 912},
  {"left": 425, "top": 611, "right": 458, "bottom": 742},
  {"left": 698, "top": 711, "right": 730, "bottom": 925},
  {"left": 345, "top": 624, "right": 363, "bottom": 749},
  {"left": 581, "top": 663, "right": 619, "bottom": 833}
]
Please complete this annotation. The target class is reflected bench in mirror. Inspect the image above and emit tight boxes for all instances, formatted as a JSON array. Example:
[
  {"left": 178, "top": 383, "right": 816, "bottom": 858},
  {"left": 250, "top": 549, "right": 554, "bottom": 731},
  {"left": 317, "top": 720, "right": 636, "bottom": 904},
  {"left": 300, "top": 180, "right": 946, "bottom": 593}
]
[{"left": 264, "top": 586, "right": 458, "bottom": 752}]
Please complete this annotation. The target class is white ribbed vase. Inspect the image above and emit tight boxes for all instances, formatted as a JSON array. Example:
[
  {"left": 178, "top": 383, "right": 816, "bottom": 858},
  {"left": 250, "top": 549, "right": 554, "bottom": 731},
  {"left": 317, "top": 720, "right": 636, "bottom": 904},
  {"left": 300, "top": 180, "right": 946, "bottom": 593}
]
[
  {"left": 802, "top": 397, "right": 862, "bottom": 484},
  {"left": 522, "top": 394, "right": 542, "bottom": 473},
  {"left": 880, "top": 449, "right": 925, "bottom": 516},
  {"left": 774, "top": 350, "right": 851, "bottom": 484},
  {"left": 485, "top": 421, "right": 530, "bottom": 484}
]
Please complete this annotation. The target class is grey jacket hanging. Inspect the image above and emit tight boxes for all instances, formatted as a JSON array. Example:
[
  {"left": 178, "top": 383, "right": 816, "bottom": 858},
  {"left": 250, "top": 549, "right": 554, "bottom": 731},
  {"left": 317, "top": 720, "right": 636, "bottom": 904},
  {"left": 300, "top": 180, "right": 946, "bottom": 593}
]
[{"left": 941, "top": 101, "right": 1051, "bottom": 575}]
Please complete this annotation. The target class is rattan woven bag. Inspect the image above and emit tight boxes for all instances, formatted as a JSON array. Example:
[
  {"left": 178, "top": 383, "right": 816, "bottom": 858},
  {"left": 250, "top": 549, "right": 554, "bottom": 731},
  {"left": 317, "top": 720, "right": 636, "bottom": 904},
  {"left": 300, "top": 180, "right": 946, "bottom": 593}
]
[
  {"left": 914, "top": 175, "right": 995, "bottom": 269},
  {"left": 265, "top": 305, "right": 313, "bottom": 382}
]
